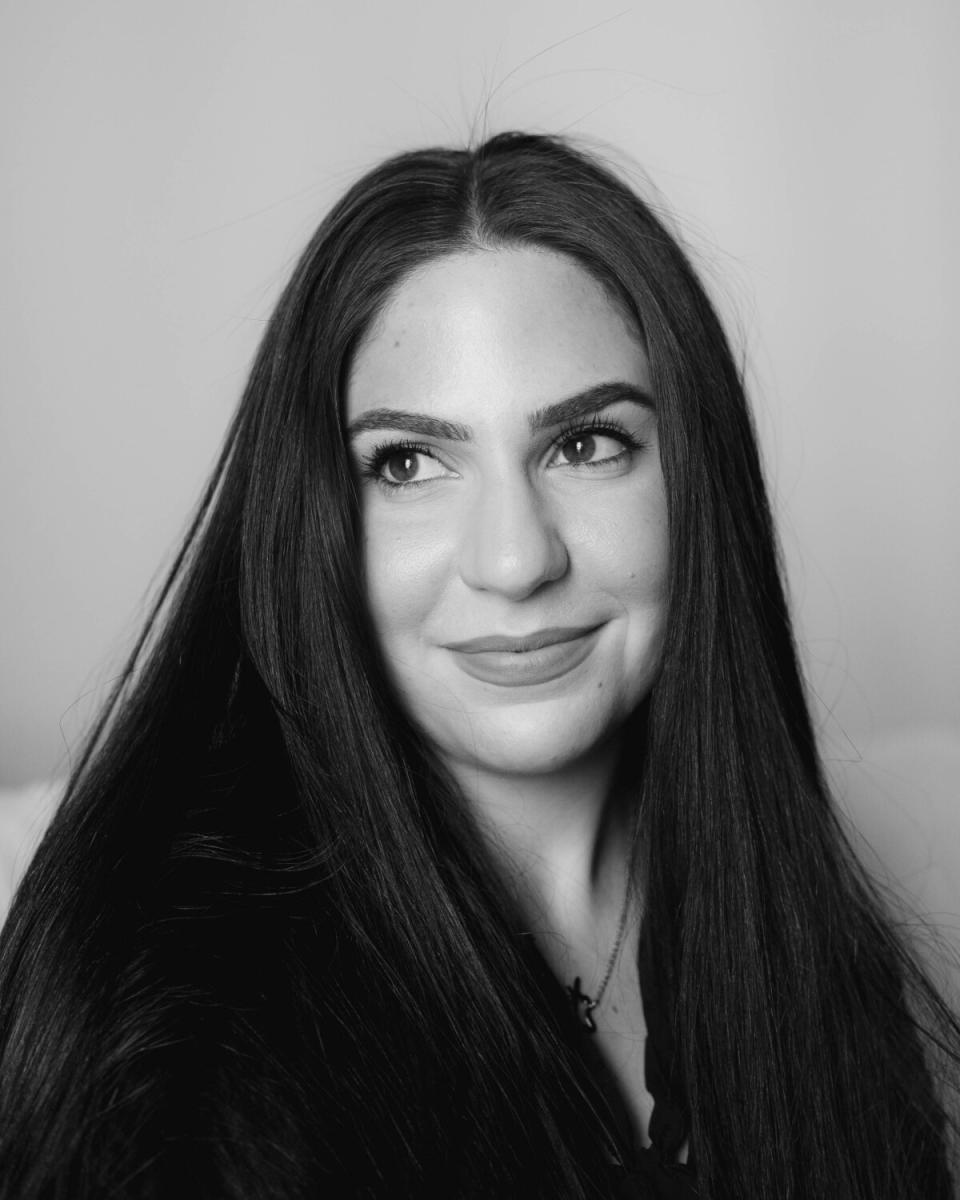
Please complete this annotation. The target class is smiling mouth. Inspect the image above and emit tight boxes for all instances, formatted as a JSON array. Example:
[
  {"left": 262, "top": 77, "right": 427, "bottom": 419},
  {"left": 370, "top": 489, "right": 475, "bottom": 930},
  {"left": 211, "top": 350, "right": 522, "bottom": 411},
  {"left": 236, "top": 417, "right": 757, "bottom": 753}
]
[
  {"left": 446, "top": 625, "right": 602, "bottom": 654},
  {"left": 444, "top": 625, "right": 604, "bottom": 687}
]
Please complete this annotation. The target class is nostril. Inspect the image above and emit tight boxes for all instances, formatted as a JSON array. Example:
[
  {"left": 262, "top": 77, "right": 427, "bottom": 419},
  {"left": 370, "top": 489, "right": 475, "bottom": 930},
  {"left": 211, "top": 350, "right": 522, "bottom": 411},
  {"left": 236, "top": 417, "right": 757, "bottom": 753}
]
[{"left": 458, "top": 487, "right": 569, "bottom": 598}]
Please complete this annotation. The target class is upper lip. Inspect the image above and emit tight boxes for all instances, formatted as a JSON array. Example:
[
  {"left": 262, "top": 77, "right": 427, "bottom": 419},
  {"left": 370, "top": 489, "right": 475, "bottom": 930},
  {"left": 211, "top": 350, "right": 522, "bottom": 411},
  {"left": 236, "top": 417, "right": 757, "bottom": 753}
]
[{"left": 445, "top": 625, "right": 601, "bottom": 654}]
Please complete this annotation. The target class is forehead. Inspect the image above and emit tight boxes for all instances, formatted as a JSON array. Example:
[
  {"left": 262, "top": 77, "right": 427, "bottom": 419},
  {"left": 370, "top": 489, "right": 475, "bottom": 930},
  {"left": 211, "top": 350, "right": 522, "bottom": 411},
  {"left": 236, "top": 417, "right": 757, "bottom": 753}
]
[{"left": 345, "top": 247, "right": 648, "bottom": 422}]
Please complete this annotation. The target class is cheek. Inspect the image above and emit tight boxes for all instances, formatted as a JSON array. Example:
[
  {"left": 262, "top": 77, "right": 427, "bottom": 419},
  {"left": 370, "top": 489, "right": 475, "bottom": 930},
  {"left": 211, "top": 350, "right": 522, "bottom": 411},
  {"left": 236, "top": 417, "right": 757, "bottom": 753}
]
[
  {"left": 571, "top": 487, "right": 669, "bottom": 605},
  {"left": 363, "top": 517, "right": 451, "bottom": 649},
  {"left": 629, "top": 510, "right": 670, "bottom": 602}
]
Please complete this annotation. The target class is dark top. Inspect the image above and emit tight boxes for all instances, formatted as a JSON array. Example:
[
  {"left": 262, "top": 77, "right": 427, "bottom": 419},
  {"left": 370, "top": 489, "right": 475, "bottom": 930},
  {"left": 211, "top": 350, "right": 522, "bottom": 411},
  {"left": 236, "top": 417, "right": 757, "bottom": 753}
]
[{"left": 607, "top": 923, "right": 700, "bottom": 1198}]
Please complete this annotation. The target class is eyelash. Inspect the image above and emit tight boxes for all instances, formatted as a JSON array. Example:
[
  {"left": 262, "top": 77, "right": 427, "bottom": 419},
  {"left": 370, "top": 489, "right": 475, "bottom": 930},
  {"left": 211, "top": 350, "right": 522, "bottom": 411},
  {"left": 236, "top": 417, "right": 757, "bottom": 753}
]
[
  {"left": 359, "top": 414, "right": 644, "bottom": 493},
  {"left": 358, "top": 439, "right": 440, "bottom": 492}
]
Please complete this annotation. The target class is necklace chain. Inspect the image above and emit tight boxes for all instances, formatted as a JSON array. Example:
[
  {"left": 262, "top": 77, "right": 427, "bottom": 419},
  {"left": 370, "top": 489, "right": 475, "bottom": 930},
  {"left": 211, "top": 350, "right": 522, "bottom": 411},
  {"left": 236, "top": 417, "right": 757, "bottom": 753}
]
[{"left": 565, "top": 881, "right": 632, "bottom": 1034}]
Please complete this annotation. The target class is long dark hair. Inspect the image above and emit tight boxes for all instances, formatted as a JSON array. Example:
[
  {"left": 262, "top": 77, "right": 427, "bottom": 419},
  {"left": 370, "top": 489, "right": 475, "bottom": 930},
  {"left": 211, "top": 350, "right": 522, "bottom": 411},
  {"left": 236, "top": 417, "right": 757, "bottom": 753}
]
[{"left": 0, "top": 132, "right": 956, "bottom": 1198}]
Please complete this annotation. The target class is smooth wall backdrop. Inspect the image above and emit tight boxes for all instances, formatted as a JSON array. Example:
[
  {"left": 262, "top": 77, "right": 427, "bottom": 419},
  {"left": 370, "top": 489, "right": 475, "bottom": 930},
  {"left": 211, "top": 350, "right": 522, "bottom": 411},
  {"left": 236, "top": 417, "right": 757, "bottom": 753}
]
[{"left": 2, "top": 1, "right": 958, "bottom": 931}]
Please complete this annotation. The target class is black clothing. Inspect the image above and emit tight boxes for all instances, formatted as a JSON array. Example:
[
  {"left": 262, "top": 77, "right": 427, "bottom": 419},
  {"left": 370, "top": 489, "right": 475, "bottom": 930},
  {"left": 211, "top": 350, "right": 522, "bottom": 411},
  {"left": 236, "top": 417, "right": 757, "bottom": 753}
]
[{"left": 608, "top": 921, "right": 699, "bottom": 1197}]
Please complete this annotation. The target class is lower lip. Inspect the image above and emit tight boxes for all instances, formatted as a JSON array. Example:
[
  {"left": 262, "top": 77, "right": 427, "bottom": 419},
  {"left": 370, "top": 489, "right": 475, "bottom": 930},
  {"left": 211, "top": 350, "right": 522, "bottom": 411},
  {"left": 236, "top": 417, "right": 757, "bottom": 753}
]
[{"left": 449, "top": 628, "right": 602, "bottom": 688}]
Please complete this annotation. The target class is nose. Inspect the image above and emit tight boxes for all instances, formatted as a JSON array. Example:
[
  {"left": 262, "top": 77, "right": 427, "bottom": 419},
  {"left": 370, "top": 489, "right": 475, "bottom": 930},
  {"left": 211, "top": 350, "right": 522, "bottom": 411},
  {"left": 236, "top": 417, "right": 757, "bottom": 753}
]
[{"left": 457, "top": 472, "right": 569, "bottom": 599}]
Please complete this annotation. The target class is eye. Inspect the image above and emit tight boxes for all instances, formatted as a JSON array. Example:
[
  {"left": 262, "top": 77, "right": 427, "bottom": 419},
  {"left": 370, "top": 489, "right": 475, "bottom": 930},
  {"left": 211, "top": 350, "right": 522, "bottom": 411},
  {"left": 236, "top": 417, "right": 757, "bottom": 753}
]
[
  {"left": 361, "top": 441, "right": 455, "bottom": 490},
  {"left": 547, "top": 426, "right": 636, "bottom": 469},
  {"left": 382, "top": 449, "right": 431, "bottom": 484}
]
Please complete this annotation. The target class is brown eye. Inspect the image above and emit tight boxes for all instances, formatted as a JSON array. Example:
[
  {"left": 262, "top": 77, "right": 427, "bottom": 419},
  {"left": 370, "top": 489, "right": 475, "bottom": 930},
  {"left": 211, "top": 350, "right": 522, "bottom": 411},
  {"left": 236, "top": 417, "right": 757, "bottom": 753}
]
[
  {"left": 369, "top": 445, "right": 454, "bottom": 489},
  {"left": 559, "top": 434, "right": 597, "bottom": 464},
  {"left": 383, "top": 451, "right": 422, "bottom": 483},
  {"left": 549, "top": 429, "right": 632, "bottom": 469}
]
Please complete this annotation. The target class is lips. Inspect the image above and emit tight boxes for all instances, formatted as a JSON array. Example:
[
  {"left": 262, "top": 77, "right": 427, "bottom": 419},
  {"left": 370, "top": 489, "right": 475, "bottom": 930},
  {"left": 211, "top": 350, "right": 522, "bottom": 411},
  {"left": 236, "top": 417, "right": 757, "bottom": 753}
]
[{"left": 444, "top": 624, "right": 603, "bottom": 687}]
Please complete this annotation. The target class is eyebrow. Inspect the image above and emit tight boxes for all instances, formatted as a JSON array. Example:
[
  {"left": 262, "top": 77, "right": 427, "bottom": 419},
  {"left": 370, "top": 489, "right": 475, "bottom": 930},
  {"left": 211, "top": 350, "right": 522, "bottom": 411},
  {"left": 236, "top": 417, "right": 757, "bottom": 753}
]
[{"left": 346, "top": 381, "right": 655, "bottom": 441}]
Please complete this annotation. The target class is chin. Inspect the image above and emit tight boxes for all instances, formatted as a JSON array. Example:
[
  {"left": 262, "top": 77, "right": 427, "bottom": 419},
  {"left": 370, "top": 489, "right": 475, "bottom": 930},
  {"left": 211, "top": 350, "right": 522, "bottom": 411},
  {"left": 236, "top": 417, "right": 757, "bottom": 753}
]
[{"left": 434, "top": 700, "right": 629, "bottom": 781}]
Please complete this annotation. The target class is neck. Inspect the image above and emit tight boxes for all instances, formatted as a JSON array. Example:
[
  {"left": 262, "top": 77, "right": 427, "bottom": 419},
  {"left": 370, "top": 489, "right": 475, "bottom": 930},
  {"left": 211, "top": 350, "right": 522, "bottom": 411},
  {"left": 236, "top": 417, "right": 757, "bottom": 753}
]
[{"left": 446, "top": 737, "right": 636, "bottom": 943}]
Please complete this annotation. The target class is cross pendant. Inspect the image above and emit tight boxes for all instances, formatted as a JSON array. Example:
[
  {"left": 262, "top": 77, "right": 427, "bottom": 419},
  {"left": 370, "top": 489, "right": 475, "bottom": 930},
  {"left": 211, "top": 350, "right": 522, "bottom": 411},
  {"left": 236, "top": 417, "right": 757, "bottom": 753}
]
[{"left": 566, "top": 976, "right": 599, "bottom": 1033}]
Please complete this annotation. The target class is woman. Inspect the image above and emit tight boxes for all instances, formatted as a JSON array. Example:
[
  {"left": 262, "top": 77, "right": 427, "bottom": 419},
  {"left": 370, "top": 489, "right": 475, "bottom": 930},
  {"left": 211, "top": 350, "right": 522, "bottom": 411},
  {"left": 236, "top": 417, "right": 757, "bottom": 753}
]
[{"left": 0, "top": 131, "right": 956, "bottom": 1198}]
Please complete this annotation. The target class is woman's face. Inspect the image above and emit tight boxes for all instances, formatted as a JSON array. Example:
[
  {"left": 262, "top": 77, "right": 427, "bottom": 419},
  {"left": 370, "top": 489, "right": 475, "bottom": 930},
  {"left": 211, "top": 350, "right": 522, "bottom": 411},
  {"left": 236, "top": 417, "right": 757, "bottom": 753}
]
[{"left": 346, "top": 247, "right": 668, "bottom": 783}]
